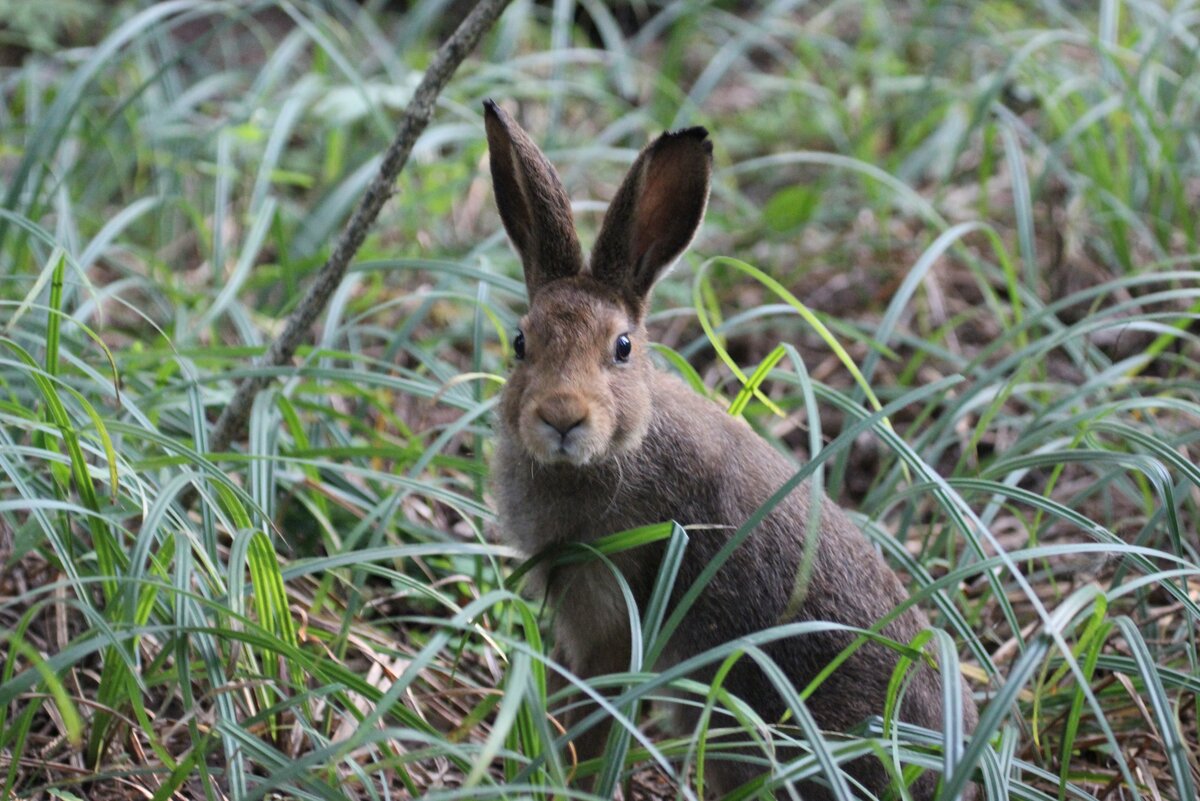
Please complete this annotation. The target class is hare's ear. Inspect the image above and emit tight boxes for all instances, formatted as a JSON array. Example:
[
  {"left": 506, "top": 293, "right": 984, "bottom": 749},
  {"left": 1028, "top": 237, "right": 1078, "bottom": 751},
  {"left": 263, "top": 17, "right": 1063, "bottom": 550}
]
[
  {"left": 484, "top": 100, "right": 584, "bottom": 297},
  {"left": 591, "top": 127, "right": 712, "bottom": 311}
]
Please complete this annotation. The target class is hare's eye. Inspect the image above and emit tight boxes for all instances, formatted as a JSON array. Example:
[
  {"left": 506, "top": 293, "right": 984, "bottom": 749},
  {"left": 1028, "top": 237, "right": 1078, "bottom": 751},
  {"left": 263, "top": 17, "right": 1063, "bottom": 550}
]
[
  {"left": 614, "top": 333, "right": 632, "bottom": 363},
  {"left": 513, "top": 330, "right": 526, "bottom": 360}
]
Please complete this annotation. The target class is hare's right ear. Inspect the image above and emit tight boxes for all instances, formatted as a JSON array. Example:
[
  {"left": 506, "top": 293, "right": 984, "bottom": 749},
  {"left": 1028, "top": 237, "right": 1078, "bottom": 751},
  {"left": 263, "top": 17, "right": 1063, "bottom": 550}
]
[
  {"left": 484, "top": 100, "right": 584, "bottom": 297},
  {"left": 590, "top": 126, "right": 712, "bottom": 314}
]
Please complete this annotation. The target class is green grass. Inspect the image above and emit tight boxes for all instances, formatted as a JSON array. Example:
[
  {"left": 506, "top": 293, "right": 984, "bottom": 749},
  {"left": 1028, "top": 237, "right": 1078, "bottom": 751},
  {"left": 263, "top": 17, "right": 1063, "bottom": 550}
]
[{"left": 1, "top": 1, "right": 1197, "bottom": 799}]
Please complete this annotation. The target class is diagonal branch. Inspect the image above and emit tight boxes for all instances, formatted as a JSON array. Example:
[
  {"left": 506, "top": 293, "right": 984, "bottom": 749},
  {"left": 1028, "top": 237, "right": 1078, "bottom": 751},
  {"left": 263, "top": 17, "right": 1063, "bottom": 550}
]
[{"left": 206, "top": 0, "right": 513, "bottom": 457}]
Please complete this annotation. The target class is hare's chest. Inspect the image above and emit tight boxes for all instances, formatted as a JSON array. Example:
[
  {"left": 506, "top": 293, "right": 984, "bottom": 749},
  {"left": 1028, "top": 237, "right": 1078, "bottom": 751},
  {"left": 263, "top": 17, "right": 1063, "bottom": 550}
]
[
  {"left": 548, "top": 560, "right": 635, "bottom": 671},
  {"left": 493, "top": 460, "right": 623, "bottom": 553}
]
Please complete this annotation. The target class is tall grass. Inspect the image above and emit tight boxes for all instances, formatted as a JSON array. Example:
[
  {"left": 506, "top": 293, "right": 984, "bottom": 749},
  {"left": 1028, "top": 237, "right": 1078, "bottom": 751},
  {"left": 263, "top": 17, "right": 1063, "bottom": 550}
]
[{"left": 0, "top": 1, "right": 1197, "bottom": 800}]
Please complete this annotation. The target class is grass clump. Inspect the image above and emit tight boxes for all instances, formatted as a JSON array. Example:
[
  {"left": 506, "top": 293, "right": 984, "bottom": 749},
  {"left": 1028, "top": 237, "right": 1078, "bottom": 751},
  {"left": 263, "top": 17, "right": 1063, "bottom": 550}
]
[{"left": 1, "top": 1, "right": 1197, "bottom": 800}]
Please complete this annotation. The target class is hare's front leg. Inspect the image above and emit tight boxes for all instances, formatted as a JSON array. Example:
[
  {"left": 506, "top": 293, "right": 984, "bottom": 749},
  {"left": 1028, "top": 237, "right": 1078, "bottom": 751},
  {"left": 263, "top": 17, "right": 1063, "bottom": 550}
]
[{"left": 548, "top": 638, "right": 631, "bottom": 792}]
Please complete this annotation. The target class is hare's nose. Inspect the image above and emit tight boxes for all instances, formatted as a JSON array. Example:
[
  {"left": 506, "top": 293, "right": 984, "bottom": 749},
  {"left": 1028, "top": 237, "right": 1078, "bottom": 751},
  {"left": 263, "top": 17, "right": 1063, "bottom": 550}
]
[{"left": 538, "top": 395, "right": 588, "bottom": 438}]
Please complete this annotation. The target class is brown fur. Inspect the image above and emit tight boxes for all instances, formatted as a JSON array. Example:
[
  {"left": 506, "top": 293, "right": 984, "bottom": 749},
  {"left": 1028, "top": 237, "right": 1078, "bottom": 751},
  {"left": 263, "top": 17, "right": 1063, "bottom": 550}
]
[{"left": 484, "top": 100, "right": 978, "bottom": 800}]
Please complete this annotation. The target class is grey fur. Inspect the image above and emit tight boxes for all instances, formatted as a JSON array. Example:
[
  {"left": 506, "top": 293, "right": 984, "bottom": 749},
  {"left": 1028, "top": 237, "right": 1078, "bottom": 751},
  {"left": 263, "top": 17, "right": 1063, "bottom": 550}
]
[{"left": 484, "top": 102, "right": 978, "bottom": 800}]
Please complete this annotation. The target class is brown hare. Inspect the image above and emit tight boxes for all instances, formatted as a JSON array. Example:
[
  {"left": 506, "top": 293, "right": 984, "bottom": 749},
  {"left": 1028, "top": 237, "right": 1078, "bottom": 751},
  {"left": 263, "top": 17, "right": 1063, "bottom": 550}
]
[{"left": 483, "top": 99, "right": 978, "bottom": 800}]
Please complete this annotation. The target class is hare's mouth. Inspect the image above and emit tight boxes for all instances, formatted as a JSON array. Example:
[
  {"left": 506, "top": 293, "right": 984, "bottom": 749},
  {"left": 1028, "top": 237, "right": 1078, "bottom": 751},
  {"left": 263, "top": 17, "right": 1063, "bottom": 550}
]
[{"left": 524, "top": 419, "right": 603, "bottom": 467}]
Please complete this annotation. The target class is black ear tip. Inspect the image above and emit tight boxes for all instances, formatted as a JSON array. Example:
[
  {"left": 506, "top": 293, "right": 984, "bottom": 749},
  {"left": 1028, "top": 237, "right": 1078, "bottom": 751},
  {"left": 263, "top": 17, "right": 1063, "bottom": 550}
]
[
  {"left": 483, "top": 98, "right": 505, "bottom": 120},
  {"left": 658, "top": 125, "right": 713, "bottom": 154},
  {"left": 674, "top": 125, "right": 710, "bottom": 141},
  {"left": 483, "top": 100, "right": 513, "bottom": 138}
]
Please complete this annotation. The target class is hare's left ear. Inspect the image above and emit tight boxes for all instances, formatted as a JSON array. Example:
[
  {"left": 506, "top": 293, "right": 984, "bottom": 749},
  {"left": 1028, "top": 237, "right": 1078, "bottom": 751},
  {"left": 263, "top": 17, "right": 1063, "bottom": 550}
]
[{"left": 590, "top": 127, "right": 712, "bottom": 312}]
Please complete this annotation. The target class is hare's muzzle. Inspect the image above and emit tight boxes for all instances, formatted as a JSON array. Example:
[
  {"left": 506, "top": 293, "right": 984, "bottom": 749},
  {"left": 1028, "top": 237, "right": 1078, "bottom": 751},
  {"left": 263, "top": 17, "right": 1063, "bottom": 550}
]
[
  {"left": 517, "top": 390, "right": 605, "bottom": 465},
  {"left": 536, "top": 393, "right": 588, "bottom": 440}
]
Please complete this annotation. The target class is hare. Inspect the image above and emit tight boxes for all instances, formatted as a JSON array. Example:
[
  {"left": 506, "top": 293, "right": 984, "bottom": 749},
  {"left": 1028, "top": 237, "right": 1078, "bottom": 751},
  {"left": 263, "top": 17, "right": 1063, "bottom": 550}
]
[{"left": 483, "top": 99, "right": 978, "bottom": 800}]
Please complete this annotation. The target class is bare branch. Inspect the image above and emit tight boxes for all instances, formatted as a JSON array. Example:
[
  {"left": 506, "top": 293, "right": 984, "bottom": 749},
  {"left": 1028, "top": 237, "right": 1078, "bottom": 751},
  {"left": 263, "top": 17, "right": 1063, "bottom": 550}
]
[{"left": 205, "top": 0, "right": 512, "bottom": 456}]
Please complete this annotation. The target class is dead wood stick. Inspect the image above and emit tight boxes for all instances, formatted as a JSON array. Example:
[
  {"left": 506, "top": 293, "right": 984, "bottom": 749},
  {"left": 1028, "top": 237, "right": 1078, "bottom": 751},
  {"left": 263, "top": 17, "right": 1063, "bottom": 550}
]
[{"left": 205, "top": 0, "right": 513, "bottom": 457}]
